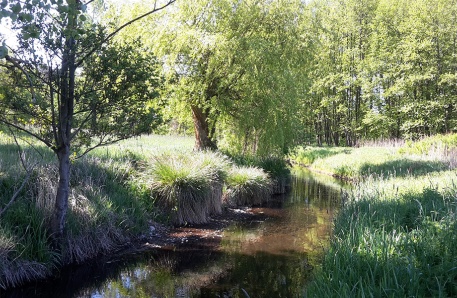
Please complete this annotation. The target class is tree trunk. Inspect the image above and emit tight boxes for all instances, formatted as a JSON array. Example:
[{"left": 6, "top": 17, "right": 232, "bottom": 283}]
[
  {"left": 191, "top": 105, "right": 217, "bottom": 150},
  {"left": 51, "top": 11, "right": 77, "bottom": 240},
  {"left": 52, "top": 146, "right": 71, "bottom": 240}
]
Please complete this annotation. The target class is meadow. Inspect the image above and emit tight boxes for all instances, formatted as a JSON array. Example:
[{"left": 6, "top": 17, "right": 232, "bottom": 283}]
[
  {"left": 289, "top": 135, "right": 457, "bottom": 297},
  {"left": 0, "top": 134, "right": 286, "bottom": 289}
]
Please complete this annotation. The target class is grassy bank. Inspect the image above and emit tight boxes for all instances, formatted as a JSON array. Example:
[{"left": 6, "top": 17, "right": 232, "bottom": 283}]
[
  {"left": 293, "top": 135, "right": 457, "bottom": 297},
  {"left": 0, "top": 134, "right": 288, "bottom": 289},
  {"left": 289, "top": 135, "right": 456, "bottom": 180}
]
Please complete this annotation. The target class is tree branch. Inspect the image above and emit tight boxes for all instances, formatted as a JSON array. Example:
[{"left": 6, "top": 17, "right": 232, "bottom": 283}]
[
  {"left": 76, "top": 0, "right": 177, "bottom": 67},
  {"left": 0, "top": 119, "right": 53, "bottom": 149},
  {"left": 4, "top": 55, "right": 37, "bottom": 103}
]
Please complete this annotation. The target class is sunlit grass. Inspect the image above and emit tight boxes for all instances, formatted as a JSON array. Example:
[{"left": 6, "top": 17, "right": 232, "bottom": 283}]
[
  {"left": 223, "top": 166, "right": 272, "bottom": 206},
  {"left": 308, "top": 171, "right": 457, "bottom": 297},
  {"left": 290, "top": 145, "right": 450, "bottom": 180}
]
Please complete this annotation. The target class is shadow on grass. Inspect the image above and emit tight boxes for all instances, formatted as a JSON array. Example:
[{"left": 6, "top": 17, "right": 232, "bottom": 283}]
[
  {"left": 309, "top": 187, "right": 457, "bottom": 297},
  {"left": 359, "top": 158, "right": 449, "bottom": 178}
]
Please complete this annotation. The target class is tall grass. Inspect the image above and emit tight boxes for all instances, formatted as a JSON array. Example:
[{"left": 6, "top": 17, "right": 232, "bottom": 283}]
[
  {"left": 223, "top": 166, "right": 272, "bottom": 207},
  {"left": 225, "top": 153, "right": 290, "bottom": 194},
  {"left": 0, "top": 133, "right": 279, "bottom": 288},
  {"left": 307, "top": 172, "right": 457, "bottom": 297},
  {"left": 290, "top": 145, "right": 450, "bottom": 180},
  {"left": 148, "top": 151, "right": 231, "bottom": 225},
  {"left": 0, "top": 135, "right": 166, "bottom": 288}
]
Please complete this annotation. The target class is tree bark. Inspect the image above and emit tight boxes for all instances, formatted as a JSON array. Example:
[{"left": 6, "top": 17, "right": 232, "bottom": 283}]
[
  {"left": 52, "top": 146, "right": 71, "bottom": 240},
  {"left": 191, "top": 105, "right": 217, "bottom": 150},
  {"left": 51, "top": 10, "right": 77, "bottom": 240}
]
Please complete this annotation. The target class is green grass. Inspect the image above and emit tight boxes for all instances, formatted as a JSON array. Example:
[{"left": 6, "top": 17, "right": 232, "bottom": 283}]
[
  {"left": 224, "top": 153, "right": 290, "bottom": 194},
  {"left": 0, "top": 133, "right": 282, "bottom": 289},
  {"left": 298, "top": 135, "right": 457, "bottom": 297},
  {"left": 223, "top": 166, "right": 272, "bottom": 206},
  {"left": 148, "top": 151, "right": 230, "bottom": 225},
  {"left": 289, "top": 144, "right": 450, "bottom": 180},
  {"left": 307, "top": 172, "right": 457, "bottom": 297},
  {"left": 0, "top": 134, "right": 196, "bottom": 288}
]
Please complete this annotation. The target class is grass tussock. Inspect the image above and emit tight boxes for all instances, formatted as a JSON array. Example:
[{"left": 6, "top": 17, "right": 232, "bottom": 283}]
[
  {"left": 149, "top": 151, "right": 231, "bottom": 225},
  {"left": 223, "top": 166, "right": 272, "bottom": 207},
  {"left": 225, "top": 154, "right": 290, "bottom": 194}
]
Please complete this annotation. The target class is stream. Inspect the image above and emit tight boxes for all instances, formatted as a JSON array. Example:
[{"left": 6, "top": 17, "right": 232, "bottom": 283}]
[{"left": 3, "top": 168, "right": 345, "bottom": 298}]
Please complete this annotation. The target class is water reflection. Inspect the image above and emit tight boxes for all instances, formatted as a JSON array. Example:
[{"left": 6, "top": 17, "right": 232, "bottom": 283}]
[{"left": 1, "top": 168, "right": 344, "bottom": 298}]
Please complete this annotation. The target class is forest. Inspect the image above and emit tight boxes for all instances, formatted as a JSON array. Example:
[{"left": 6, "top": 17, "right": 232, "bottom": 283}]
[{"left": 0, "top": 0, "right": 456, "bottom": 295}]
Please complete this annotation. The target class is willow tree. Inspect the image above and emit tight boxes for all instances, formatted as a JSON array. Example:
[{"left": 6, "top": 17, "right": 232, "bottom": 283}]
[
  {"left": 123, "top": 0, "right": 307, "bottom": 154},
  {"left": 0, "top": 0, "right": 175, "bottom": 240}
]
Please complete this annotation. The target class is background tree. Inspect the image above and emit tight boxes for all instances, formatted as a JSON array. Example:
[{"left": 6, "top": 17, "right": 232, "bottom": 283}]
[
  {"left": 120, "top": 0, "right": 308, "bottom": 154},
  {"left": 0, "top": 0, "right": 175, "bottom": 240}
]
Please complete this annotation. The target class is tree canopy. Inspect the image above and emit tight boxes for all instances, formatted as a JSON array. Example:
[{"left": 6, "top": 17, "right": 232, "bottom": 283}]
[{"left": 0, "top": 0, "right": 175, "bottom": 239}]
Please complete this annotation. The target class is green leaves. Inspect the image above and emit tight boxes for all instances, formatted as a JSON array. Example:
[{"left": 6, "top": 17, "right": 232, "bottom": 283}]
[
  {"left": 10, "top": 3, "right": 21, "bottom": 14},
  {"left": 0, "top": 44, "right": 8, "bottom": 58}
]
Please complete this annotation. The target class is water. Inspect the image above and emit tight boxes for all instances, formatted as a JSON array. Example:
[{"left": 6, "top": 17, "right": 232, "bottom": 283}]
[{"left": 3, "top": 168, "right": 345, "bottom": 298}]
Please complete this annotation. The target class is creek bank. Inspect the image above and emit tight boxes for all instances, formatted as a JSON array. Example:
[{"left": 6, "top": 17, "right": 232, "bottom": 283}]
[{"left": 0, "top": 204, "right": 273, "bottom": 294}]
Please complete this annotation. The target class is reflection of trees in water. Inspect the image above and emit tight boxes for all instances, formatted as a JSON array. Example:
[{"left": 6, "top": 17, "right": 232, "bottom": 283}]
[
  {"left": 198, "top": 251, "right": 312, "bottom": 298},
  {"left": 288, "top": 170, "right": 345, "bottom": 210}
]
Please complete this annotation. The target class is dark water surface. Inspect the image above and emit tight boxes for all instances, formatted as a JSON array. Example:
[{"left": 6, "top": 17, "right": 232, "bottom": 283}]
[{"left": 3, "top": 168, "right": 345, "bottom": 298}]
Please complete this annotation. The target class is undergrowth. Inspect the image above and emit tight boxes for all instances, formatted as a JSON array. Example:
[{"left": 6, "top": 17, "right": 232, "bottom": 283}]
[{"left": 0, "top": 134, "right": 283, "bottom": 289}]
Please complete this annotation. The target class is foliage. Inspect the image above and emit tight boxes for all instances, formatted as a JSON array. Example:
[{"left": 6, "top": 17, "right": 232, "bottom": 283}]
[
  {"left": 118, "top": 0, "right": 307, "bottom": 153},
  {"left": 0, "top": 134, "right": 189, "bottom": 288},
  {"left": 0, "top": 0, "right": 174, "bottom": 238},
  {"left": 288, "top": 146, "right": 350, "bottom": 167},
  {"left": 399, "top": 133, "right": 457, "bottom": 155},
  {"left": 302, "top": 0, "right": 457, "bottom": 145}
]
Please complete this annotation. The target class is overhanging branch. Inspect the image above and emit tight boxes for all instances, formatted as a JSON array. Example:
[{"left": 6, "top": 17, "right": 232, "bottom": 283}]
[{"left": 76, "top": 0, "right": 177, "bottom": 67}]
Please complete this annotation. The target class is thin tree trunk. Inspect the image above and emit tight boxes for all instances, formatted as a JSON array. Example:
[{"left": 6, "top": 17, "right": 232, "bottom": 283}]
[
  {"left": 52, "top": 146, "right": 71, "bottom": 240},
  {"left": 52, "top": 12, "right": 76, "bottom": 240},
  {"left": 191, "top": 105, "right": 217, "bottom": 150}
]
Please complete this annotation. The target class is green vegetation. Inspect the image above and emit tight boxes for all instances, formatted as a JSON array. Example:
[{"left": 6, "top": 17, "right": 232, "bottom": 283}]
[
  {"left": 289, "top": 135, "right": 454, "bottom": 180},
  {"left": 1, "top": 0, "right": 457, "bottom": 294},
  {"left": 149, "top": 151, "right": 230, "bottom": 225},
  {"left": 301, "top": 135, "right": 457, "bottom": 297},
  {"left": 0, "top": 135, "right": 283, "bottom": 289},
  {"left": 223, "top": 166, "right": 272, "bottom": 207}
]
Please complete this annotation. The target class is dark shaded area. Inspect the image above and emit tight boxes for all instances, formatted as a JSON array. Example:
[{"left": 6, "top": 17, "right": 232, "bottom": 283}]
[{"left": 198, "top": 251, "right": 313, "bottom": 298}]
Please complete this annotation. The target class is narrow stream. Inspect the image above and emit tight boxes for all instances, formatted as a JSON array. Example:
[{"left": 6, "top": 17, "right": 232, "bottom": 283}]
[{"left": 3, "top": 168, "right": 345, "bottom": 298}]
